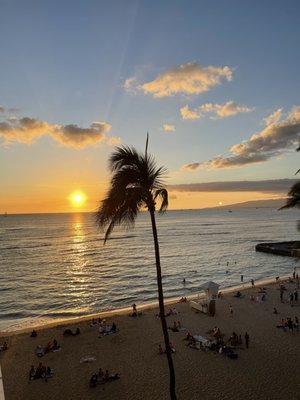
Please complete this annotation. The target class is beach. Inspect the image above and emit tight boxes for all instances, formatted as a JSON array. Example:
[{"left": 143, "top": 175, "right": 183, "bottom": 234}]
[{"left": 1, "top": 278, "right": 299, "bottom": 400}]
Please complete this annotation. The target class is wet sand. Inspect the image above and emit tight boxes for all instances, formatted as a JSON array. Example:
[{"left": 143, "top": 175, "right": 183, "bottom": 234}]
[{"left": 1, "top": 278, "right": 299, "bottom": 400}]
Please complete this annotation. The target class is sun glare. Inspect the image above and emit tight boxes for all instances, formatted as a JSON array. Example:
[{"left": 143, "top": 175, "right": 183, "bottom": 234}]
[{"left": 69, "top": 191, "right": 87, "bottom": 208}]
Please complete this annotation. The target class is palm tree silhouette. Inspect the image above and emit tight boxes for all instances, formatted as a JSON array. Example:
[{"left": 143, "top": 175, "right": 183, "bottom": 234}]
[{"left": 96, "top": 136, "right": 177, "bottom": 400}]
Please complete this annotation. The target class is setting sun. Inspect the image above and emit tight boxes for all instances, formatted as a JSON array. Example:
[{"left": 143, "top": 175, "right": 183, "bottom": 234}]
[{"left": 69, "top": 191, "right": 87, "bottom": 208}]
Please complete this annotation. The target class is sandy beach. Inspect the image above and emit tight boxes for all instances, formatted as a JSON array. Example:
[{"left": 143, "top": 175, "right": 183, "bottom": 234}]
[{"left": 1, "top": 278, "right": 299, "bottom": 400}]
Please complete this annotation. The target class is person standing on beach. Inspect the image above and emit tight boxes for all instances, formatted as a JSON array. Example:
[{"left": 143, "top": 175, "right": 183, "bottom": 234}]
[
  {"left": 294, "top": 290, "right": 298, "bottom": 303},
  {"left": 245, "top": 332, "right": 250, "bottom": 348},
  {"left": 241, "top": 274, "right": 244, "bottom": 283},
  {"left": 229, "top": 305, "right": 233, "bottom": 316},
  {"left": 280, "top": 287, "right": 284, "bottom": 303},
  {"left": 296, "top": 273, "right": 299, "bottom": 289},
  {"left": 289, "top": 292, "right": 294, "bottom": 306},
  {"left": 251, "top": 279, "right": 254, "bottom": 287}
]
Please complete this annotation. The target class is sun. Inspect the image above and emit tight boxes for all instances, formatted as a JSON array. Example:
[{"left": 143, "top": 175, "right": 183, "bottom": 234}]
[{"left": 69, "top": 191, "right": 87, "bottom": 208}]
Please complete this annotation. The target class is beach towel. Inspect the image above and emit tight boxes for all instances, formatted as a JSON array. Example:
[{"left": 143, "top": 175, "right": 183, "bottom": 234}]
[{"left": 80, "top": 356, "right": 96, "bottom": 363}]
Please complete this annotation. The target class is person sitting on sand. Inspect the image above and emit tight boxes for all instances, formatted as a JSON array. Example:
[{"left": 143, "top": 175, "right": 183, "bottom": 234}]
[
  {"left": 179, "top": 296, "right": 187, "bottom": 303},
  {"left": 0, "top": 341, "right": 8, "bottom": 352},
  {"left": 90, "top": 373, "right": 98, "bottom": 387},
  {"left": 63, "top": 328, "right": 81, "bottom": 336},
  {"left": 29, "top": 365, "right": 36, "bottom": 381},
  {"left": 30, "top": 330, "right": 37, "bottom": 338},
  {"left": 213, "top": 327, "right": 221, "bottom": 339},
  {"left": 169, "top": 321, "right": 179, "bottom": 332},
  {"left": 169, "top": 342, "right": 176, "bottom": 353},
  {"left": 234, "top": 291, "right": 242, "bottom": 298},
  {"left": 184, "top": 332, "right": 194, "bottom": 342},
  {"left": 35, "top": 362, "right": 46, "bottom": 379},
  {"left": 90, "top": 318, "right": 97, "bottom": 326}
]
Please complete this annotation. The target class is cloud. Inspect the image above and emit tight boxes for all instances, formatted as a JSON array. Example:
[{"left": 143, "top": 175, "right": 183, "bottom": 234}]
[
  {"left": 180, "top": 105, "right": 201, "bottom": 120},
  {"left": 123, "top": 76, "right": 140, "bottom": 94},
  {"left": 0, "top": 116, "right": 116, "bottom": 149},
  {"left": 182, "top": 106, "right": 300, "bottom": 170},
  {"left": 168, "top": 179, "right": 296, "bottom": 194},
  {"left": 180, "top": 101, "right": 253, "bottom": 120},
  {"left": 139, "top": 62, "right": 233, "bottom": 98},
  {"left": 162, "top": 124, "right": 175, "bottom": 132},
  {"left": 264, "top": 108, "right": 282, "bottom": 126}
]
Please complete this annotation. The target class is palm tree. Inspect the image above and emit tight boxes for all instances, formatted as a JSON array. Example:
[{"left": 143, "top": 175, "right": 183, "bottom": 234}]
[
  {"left": 280, "top": 181, "right": 300, "bottom": 210},
  {"left": 96, "top": 137, "right": 177, "bottom": 400}
]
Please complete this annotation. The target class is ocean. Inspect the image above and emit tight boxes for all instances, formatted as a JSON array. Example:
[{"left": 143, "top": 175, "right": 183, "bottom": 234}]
[{"left": 0, "top": 208, "right": 298, "bottom": 331}]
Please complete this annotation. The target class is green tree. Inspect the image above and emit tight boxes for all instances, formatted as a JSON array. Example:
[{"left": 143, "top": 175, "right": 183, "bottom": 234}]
[{"left": 96, "top": 138, "right": 177, "bottom": 400}]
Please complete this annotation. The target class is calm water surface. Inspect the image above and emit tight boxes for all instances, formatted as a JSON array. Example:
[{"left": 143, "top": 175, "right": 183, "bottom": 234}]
[{"left": 0, "top": 208, "right": 298, "bottom": 331}]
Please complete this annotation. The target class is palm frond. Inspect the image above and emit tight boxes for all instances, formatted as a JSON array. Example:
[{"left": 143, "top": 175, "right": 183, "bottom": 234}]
[
  {"left": 154, "top": 189, "right": 169, "bottom": 213},
  {"left": 109, "top": 146, "right": 141, "bottom": 172},
  {"left": 279, "top": 181, "right": 300, "bottom": 209}
]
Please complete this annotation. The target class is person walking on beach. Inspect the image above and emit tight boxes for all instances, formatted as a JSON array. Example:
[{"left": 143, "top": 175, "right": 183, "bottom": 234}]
[
  {"left": 241, "top": 274, "right": 244, "bottom": 283},
  {"left": 294, "top": 289, "right": 298, "bottom": 303},
  {"left": 251, "top": 279, "right": 255, "bottom": 287},
  {"left": 244, "top": 332, "right": 250, "bottom": 348}
]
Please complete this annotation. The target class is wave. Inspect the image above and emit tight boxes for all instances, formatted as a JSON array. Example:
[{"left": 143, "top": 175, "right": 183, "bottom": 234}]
[{"left": 1, "top": 243, "right": 52, "bottom": 250}]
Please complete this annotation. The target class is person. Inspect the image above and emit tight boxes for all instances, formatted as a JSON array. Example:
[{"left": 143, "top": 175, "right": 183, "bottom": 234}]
[
  {"left": 179, "top": 296, "right": 187, "bottom": 302},
  {"left": 289, "top": 292, "right": 294, "bottom": 306},
  {"left": 294, "top": 290, "right": 298, "bottom": 303},
  {"left": 218, "top": 291, "right": 223, "bottom": 299},
  {"left": 158, "top": 344, "right": 164, "bottom": 355},
  {"left": 234, "top": 291, "right": 242, "bottom": 298},
  {"left": 0, "top": 342, "right": 8, "bottom": 351},
  {"left": 104, "top": 370, "right": 110, "bottom": 382},
  {"left": 35, "top": 362, "right": 46, "bottom": 379},
  {"left": 29, "top": 365, "right": 36, "bottom": 381},
  {"left": 30, "top": 330, "right": 37, "bottom": 338},
  {"left": 169, "top": 321, "right": 179, "bottom": 332},
  {"left": 296, "top": 273, "right": 299, "bottom": 289},
  {"left": 293, "top": 270, "right": 296, "bottom": 279},
  {"left": 250, "top": 295, "right": 255, "bottom": 301},
  {"left": 241, "top": 274, "right": 244, "bottom": 283},
  {"left": 238, "top": 334, "right": 243, "bottom": 345},
  {"left": 132, "top": 303, "right": 137, "bottom": 317},
  {"left": 294, "top": 316, "right": 299, "bottom": 332},
  {"left": 287, "top": 317, "right": 293, "bottom": 331},
  {"left": 90, "top": 373, "right": 98, "bottom": 387},
  {"left": 229, "top": 305, "right": 233, "bottom": 316},
  {"left": 273, "top": 307, "right": 278, "bottom": 314},
  {"left": 98, "top": 368, "right": 104, "bottom": 381},
  {"left": 251, "top": 279, "right": 255, "bottom": 287},
  {"left": 244, "top": 332, "right": 249, "bottom": 348},
  {"left": 111, "top": 322, "right": 117, "bottom": 333},
  {"left": 183, "top": 278, "right": 186, "bottom": 284},
  {"left": 280, "top": 289, "right": 284, "bottom": 303}
]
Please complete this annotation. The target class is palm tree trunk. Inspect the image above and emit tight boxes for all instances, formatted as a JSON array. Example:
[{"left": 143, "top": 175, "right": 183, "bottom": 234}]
[{"left": 149, "top": 208, "right": 177, "bottom": 400}]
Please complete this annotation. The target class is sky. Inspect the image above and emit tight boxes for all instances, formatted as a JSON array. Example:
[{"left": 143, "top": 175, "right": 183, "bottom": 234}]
[{"left": 1, "top": 0, "right": 300, "bottom": 213}]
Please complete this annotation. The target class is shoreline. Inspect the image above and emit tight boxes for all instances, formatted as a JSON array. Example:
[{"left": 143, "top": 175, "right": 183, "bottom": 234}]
[{"left": 1, "top": 274, "right": 291, "bottom": 337}]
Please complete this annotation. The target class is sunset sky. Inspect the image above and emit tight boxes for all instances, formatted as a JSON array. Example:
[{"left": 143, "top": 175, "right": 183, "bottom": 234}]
[{"left": 1, "top": 0, "right": 300, "bottom": 213}]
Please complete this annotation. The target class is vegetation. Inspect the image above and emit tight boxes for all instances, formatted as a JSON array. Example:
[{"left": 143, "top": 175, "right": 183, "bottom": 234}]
[{"left": 96, "top": 136, "right": 177, "bottom": 400}]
